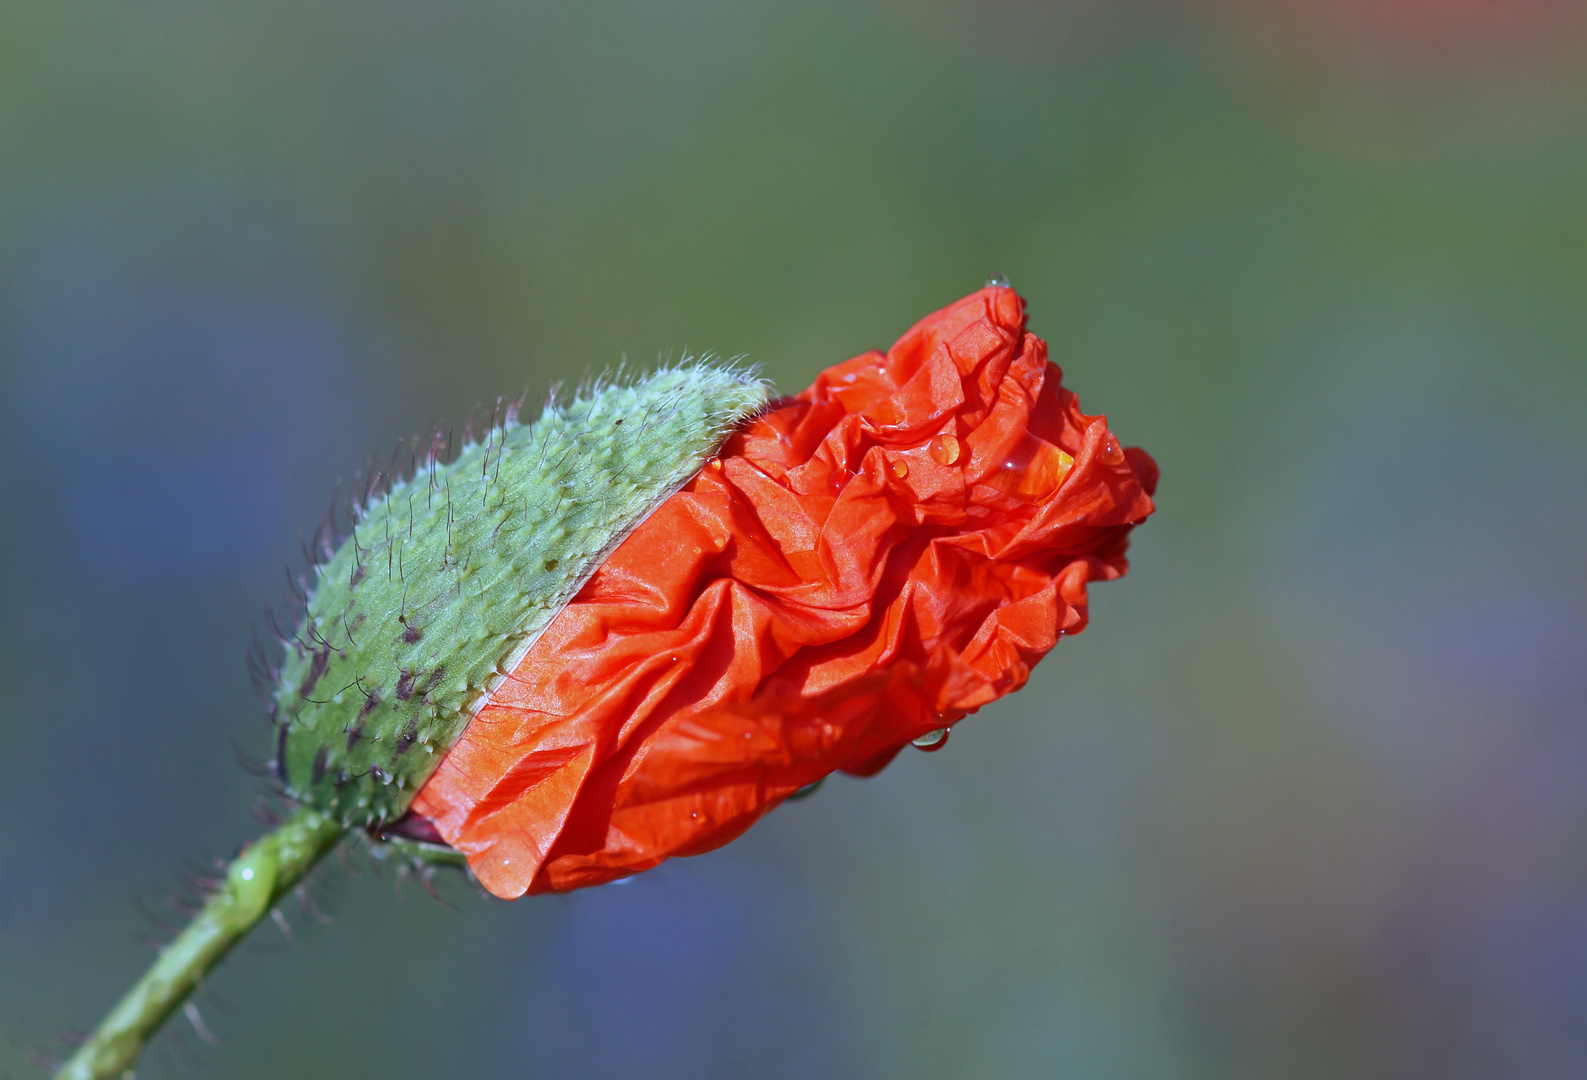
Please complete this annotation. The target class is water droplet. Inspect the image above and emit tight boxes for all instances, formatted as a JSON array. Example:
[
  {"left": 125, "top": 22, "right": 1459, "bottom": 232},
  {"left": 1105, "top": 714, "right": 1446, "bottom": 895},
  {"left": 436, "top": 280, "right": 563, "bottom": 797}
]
[
  {"left": 984, "top": 435, "right": 1074, "bottom": 501},
  {"left": 928, "top": 433, "right": 961, "bottom": 466},
  {"left": 985, "top": 273, "right": 1010, "bottom": 289},
  {"left": 889, "top": 459, "right": 909, "bottom": 480},
  {"left": 912, "top": 727, "right": 950, "bottom": 751},
  {"left": 240, "top": 867, "right": 255, "bottom": 881},
  {"left": 787, "top": 778, "right": 825, "bottom": 801}
]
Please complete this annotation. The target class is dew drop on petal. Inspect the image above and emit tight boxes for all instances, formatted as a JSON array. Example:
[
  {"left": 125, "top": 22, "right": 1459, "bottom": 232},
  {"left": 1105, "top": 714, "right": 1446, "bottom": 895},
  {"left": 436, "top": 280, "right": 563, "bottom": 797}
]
[
  {"left": 889, "top": 459, "right": 909, "bottom": 480},
  {"left": 985, "top": 273, "right": 1011, "bottom": 289},
  {"left": 928, "top": 433, "right": 961, "bottom": 466},
  {"left": 786, "top": 778, "right": 825, "bottom": 801},
  {"left": 985, "top": 435, "right": 1074, "bottom": 501},
  {"left": 912, "top": 727, "right": 950, "bottom": 751}
]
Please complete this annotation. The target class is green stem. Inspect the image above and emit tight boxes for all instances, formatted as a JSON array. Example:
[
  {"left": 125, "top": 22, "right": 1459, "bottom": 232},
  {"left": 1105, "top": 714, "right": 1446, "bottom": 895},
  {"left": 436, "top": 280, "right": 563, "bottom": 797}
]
[{"left": 55, "top": 808, "right": 346, "bottom": 1080}]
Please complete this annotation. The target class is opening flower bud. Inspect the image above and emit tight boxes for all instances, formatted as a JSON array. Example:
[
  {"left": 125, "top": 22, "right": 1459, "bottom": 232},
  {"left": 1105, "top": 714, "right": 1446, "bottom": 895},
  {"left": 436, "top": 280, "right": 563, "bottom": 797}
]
[{"left": 399, "top": 284, "right": 1158, "bottom": 897}]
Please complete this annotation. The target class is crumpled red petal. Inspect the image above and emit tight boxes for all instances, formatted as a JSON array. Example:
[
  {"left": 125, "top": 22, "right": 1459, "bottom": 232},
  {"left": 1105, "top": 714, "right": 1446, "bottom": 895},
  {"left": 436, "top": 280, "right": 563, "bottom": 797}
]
[{"left": 410, "top": 286, "right": 1158, "bottom": 898}]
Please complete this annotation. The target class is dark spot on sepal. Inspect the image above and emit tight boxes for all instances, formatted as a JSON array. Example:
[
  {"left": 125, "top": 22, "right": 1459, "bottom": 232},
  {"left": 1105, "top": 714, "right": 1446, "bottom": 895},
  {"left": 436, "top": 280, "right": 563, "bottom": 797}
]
[
  {"left": 544, "top": 558, "right": 559, "bottom": 571},
  {"left": 359, "top": 691, "right": 380, "bottom": 717},
  {"left": 274, "top": 723, "right": 291, "bottom": 783},
  {"left": 395, "top": 670, "right": 417, "bottom": 700},
  {"left": 345, "top": 722, "right": 365, "bottom": 751},
  {"left": 394, "top": 722, "right": 420, "bottom": 757},
  {"left": 298, "top": 648, "right": 331, "bottom": 697},
  {"left": 311, "top": 747, "right": 329, "bottom": 786},
  {"left": 401, "top": 625, "right": 421, "bottom": 643}
]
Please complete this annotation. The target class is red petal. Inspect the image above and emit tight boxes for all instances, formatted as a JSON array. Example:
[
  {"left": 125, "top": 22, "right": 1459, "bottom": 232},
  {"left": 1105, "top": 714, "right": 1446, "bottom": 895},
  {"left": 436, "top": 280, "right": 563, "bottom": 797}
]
[{"left": 411, "top": 286, "right": 1156, "bottom": 898}]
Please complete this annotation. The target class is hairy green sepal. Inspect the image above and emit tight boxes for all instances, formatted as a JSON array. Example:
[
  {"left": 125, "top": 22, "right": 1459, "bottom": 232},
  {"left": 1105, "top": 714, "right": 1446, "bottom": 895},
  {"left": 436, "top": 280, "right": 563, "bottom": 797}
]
[{"left": 276, "top": 363, "right": 771, "bottom": 824}]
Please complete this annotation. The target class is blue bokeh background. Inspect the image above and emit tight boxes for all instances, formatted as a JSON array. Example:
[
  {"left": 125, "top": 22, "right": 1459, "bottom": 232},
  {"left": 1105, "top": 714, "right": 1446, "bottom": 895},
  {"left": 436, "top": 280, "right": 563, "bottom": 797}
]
[{"left": 3, "top": 2, "right": 1586, "bottom": 1076}]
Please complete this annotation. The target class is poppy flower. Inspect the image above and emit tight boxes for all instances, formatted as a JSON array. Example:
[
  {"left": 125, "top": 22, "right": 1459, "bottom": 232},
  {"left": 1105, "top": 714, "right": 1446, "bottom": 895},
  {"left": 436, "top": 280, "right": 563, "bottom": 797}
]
[
  {"left": 55, "top": 283, "right": 1156, "bottom": 1080},
  {"left": 402, "top": 284, "right": 1158, "bottom": 898}
]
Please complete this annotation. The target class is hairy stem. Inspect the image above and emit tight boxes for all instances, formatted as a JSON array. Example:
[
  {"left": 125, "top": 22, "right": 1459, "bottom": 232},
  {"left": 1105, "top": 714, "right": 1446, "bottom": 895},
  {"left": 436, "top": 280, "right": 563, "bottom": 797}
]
[{"left": 56, "top": 808, "right": 346, "bottom": 1080}]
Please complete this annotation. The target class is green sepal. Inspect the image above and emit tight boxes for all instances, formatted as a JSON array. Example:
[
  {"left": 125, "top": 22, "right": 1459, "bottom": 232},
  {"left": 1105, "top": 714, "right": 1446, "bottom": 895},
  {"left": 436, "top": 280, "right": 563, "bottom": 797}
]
[{"left": 275, "top": 361, "right": 771, "bottom": 826}]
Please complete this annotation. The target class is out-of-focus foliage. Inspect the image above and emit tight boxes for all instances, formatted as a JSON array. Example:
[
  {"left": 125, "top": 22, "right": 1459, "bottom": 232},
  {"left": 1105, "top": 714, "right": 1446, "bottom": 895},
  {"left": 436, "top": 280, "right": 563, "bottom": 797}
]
[{"left": 2, "top": 2, "right": 1585, "bottom": 1077}]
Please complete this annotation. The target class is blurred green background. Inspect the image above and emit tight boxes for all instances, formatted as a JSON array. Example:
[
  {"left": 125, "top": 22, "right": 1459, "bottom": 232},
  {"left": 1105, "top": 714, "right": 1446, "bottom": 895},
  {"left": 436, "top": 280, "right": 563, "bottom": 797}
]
[{"left": 3, "top": 1, "right": 1586, "bottom": 1077}]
